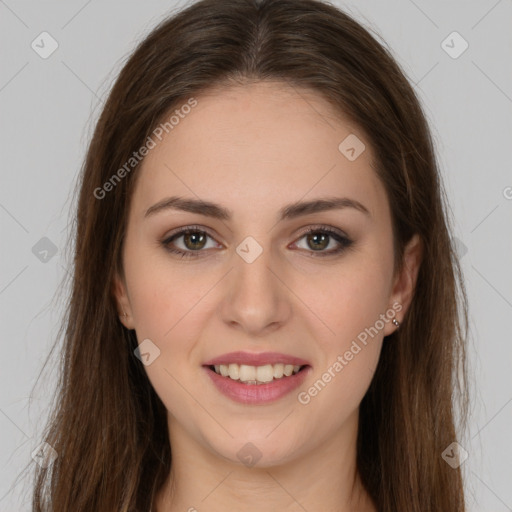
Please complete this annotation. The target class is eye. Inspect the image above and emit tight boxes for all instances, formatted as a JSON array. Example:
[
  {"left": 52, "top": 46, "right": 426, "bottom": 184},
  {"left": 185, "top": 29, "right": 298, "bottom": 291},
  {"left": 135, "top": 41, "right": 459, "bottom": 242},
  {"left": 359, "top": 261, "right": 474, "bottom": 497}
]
[
  {"left": 161, "top": 225, "right": 221, "bottom": 258},
  {"left": 290, "top": 226, "right": 353, "bottom": 257},
  {"left": 161, "top": 224, "right": 353, "bottom": 259}
]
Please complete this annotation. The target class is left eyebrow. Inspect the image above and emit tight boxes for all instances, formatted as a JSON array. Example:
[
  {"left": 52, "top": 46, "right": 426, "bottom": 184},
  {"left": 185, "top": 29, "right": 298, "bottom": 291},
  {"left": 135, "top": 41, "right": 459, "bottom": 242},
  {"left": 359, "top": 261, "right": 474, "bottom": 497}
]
[{"left": 144, "top": 195, "right": 371, "bottom": 221}]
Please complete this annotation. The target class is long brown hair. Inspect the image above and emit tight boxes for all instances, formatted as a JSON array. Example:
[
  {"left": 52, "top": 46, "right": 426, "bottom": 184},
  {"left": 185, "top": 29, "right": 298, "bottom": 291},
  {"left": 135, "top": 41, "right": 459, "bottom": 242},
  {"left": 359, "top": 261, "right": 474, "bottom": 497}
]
[{"left": 28, "top": 0, "right": 469, "bottom": 510}]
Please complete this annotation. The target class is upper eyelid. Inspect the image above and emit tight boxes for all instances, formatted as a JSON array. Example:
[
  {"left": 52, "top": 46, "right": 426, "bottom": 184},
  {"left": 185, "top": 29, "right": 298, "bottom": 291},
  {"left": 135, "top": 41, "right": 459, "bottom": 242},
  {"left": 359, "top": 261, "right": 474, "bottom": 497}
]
[{"left": 163, "top": 225, "right": 219, "bottom": 243}]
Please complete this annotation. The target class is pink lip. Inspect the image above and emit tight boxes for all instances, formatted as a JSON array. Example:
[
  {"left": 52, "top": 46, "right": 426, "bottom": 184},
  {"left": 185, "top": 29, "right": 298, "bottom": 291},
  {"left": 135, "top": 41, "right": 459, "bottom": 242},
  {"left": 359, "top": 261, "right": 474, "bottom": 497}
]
[
  {"left": 203, "top": 351, "right": 310, "bottom": 367},
  {"left": 203, "top": 365, "right": 312, "bottom": 405}
]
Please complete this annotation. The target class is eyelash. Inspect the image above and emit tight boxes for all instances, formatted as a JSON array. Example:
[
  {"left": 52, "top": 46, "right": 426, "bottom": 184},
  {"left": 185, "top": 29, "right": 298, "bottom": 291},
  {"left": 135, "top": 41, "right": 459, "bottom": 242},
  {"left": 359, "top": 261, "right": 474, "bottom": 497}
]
[{"left": 161, "top": 224, "right": 353, "bottom": 259}]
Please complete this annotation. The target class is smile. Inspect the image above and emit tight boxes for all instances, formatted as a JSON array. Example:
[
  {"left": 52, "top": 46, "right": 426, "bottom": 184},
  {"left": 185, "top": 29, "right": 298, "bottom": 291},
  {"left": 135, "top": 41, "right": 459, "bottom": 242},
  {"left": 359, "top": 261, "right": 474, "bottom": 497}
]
[
  {"left": 210, "top": 363, "right": 304, "bottom": 384},
  {"left": 202, "top": 351, "right": 311, "bottom": 404}
]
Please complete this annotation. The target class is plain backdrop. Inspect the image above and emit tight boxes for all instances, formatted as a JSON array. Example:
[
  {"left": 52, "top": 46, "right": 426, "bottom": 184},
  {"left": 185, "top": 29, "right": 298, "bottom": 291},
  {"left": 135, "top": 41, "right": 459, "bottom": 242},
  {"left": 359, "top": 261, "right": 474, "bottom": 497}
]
[{"left": 0, "top": 1, "right": 511, "bottom": 510}]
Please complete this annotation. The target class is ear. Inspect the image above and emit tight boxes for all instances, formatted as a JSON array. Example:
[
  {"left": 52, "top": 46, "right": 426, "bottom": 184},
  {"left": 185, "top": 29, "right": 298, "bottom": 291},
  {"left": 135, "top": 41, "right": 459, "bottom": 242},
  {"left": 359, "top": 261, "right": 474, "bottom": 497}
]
[
  {"left": 111, "top": 271, "right": 135, "bottom": 330},
  {"left": 384, "top": 233, "right": 423, "bottom": 335}
]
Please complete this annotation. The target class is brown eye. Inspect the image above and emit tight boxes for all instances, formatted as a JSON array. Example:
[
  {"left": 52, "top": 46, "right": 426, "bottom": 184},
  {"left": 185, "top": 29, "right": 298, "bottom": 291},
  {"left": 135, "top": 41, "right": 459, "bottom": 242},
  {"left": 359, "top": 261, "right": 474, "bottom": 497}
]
[
  {"left": 183, "top": 231, "right": 207, "bottom": 250},
  {"left": 292, "top": 226, "right": 353, "bottom": 257},
  {"left": 161, "top": 226, "right": 221, "bottom": 258},
  {"left": 306, "top": 232, "right": 330, "bottom": 251}
]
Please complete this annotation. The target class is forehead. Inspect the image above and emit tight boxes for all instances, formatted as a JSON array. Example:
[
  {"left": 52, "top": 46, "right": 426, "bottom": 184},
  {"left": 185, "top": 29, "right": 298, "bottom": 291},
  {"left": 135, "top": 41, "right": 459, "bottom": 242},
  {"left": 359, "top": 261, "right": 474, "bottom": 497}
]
[{"left": 130, "top": 81, "right": 388, "bottom": 223}]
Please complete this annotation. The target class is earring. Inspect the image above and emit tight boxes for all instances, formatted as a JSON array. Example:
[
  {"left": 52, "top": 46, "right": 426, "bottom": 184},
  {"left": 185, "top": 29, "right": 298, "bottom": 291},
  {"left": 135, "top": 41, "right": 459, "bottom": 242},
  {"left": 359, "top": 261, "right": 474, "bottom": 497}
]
[{"left": 392, "top": 318, "right": 400, "bottom": 329}]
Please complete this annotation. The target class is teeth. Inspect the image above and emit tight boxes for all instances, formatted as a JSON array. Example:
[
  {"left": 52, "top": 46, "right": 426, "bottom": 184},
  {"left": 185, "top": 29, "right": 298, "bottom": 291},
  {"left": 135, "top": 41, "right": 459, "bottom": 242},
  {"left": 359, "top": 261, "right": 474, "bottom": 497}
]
[
  {"left": 273, "top": 364, "right": 284, "bottom": 378},
  {"left": 214, "top": 363, "right": 303, "bottom": 383},
  {"left": 228, "top": 363, "right": 239, "bottom": 380},
  {"left": 239, "top": 364, "right": 256, "bottom": 381},
  {"left": 256, "top": 364, "right": 274, "bottom": 383},
  {"left": 284, "top": 364, "right": 294, "bottom": 377}
]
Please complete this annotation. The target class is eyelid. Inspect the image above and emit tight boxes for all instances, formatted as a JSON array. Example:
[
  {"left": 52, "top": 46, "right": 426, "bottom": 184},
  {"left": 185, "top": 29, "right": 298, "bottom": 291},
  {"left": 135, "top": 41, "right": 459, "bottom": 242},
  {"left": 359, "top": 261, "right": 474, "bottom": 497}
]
[
  {"left": 161, "top": 223, "right": 353, "bottom": 258},
  {"left": 288, "top": 224, "right": 353, "bottom": 257},
  {"left": 292, "top": 224, "right": 349, "bottom": 240},
  {"left": 161, "top": 224, "right": 223, "bottom": 252},
  {"left": 163, "top": 224, "right": 219, "bottom": 241},
  {"left": 162, "top": 223, "right": 349, "bottom": 242}
]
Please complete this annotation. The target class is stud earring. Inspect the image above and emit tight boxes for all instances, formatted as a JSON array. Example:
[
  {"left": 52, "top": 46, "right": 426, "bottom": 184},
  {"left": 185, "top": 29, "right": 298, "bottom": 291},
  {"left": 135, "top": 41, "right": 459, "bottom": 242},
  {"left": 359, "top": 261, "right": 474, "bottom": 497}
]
[{"left": 392, "top": 318, "right": 400, "bottom": 329}]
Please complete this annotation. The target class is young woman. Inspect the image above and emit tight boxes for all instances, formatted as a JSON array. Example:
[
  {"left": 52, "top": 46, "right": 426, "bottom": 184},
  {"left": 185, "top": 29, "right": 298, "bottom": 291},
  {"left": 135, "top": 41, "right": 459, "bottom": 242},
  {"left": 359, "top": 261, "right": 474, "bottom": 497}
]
[{"left": 31, "top": 0, "right": 469, "bottom": 510}]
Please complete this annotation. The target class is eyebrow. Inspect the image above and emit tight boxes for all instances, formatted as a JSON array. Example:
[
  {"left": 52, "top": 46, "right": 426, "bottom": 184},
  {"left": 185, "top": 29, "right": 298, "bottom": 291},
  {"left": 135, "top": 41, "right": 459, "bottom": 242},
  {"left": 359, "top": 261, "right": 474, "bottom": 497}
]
[{"left": 144, "top": 195, "right": 371, "bottom": 221}]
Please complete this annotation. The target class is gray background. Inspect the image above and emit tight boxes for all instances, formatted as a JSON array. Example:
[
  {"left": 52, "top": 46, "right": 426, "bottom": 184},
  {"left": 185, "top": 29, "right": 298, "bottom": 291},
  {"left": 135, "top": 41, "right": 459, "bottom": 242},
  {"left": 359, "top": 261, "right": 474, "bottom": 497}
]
[{"left": 1, "top": 0, "right": 511, "bottom": 510}]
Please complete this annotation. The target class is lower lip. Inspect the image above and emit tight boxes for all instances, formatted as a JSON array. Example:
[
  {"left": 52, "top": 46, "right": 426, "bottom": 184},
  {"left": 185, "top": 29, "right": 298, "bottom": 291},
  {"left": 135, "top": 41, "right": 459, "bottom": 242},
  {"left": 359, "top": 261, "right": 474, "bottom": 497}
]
[{"left": 203, "top": 366, "right": 311, "bottom": 405}]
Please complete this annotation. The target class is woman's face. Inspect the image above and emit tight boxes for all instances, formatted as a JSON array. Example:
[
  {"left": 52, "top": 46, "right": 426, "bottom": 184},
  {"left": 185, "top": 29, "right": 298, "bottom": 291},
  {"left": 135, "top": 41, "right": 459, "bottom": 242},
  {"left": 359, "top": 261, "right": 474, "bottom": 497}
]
[{"left": 113, "top": 81, "right": 420, "bottom": 467}]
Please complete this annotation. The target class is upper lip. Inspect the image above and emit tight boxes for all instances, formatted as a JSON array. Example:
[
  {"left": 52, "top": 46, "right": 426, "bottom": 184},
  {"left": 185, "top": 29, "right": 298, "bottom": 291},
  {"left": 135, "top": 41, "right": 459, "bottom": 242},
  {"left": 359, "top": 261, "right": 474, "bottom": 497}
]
[{"left": 203, "top": 351, "right": 310, "bottom": 367}]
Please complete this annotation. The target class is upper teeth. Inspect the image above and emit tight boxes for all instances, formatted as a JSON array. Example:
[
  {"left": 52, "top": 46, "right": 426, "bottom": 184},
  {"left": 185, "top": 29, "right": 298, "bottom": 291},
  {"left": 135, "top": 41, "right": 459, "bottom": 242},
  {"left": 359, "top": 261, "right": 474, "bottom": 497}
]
[{"left": 213, "top": 363, "right": 301, "bottom": 383}]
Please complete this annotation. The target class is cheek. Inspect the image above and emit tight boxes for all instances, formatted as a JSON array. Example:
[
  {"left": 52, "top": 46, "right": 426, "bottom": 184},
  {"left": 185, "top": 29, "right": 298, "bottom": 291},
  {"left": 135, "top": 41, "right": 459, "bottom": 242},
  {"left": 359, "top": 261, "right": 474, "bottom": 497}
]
[
  {"left": 304, "top": 257, "right": 392, "bottom": 345},
  {"left": 124, "top": 257, "right": 206, "bottom": 418},
  {"left": 125, "top": 244, "right": 206, "bottom": 338},
  {"left": 298, "top": 250, "right": 392, "bottom": 416},
  {"left": 294, "top": 255, "right": 390, "bottom": 406},
  {"left": 296, "top": 267, "right": 387, "bottom": 418},
  {"left": 297, "top": 341, "right": 382, "bottom": 426}
]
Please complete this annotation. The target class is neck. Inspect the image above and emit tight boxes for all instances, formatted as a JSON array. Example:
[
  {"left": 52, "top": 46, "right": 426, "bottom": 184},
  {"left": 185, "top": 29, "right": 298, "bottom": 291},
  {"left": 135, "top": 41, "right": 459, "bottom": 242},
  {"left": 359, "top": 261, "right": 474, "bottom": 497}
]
[{"left": 154, "top": 410, "right": 376, "bottom": 512}]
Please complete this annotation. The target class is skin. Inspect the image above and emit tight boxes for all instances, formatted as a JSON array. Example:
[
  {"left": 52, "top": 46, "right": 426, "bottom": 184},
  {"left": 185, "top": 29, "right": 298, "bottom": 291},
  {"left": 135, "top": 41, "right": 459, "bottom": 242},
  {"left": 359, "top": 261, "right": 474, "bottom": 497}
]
[{"left": 112, "top": 81, "right": 422, "bottom": 512}]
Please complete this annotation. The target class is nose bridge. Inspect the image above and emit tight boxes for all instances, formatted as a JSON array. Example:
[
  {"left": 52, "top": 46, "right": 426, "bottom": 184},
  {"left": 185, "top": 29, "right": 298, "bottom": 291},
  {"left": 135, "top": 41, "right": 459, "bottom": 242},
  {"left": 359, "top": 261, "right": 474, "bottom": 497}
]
[{"left": 221, "top": 234, "right": 291, "bottom": 333}]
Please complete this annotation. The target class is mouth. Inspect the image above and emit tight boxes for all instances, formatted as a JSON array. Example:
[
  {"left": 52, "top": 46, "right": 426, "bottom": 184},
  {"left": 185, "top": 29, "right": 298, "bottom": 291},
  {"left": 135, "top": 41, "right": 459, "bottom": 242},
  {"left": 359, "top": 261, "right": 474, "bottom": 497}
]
[
  {"left": 202, "top": 352, "right": 311, "bottom": 404},
  {"left": 206, "top": 363, "right": 308, "bottom": 385}
]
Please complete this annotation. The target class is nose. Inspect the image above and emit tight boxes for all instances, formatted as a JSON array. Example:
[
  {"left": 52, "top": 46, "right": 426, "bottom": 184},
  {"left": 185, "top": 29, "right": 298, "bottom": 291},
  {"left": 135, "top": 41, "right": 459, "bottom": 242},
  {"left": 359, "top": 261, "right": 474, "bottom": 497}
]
[{"left": 219, "top": 239, "right": 292, "bottom": 337}]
